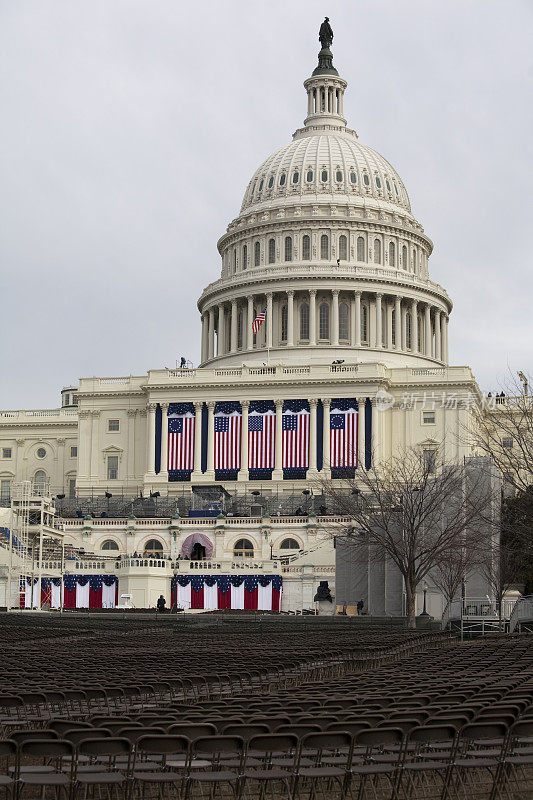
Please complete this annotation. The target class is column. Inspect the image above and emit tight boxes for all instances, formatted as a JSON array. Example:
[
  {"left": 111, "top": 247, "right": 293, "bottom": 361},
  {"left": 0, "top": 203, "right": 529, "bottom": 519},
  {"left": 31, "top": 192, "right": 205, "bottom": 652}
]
[
  {"left": 331, "top": 289, "right": 339, "bottom": 346},
  {"left": 442, "top": 315, "right": 448, "bottom": 363},
  {"left": 387, "top": 302, "right": 393, "bottom": 349},
  {"left": 354, "top": 291, "right": 361, "bottom": 347},
  {"left": 146, "top": 404, "right": 157, "bottom": 478},
  {"left": 309, "top": 398, "right": 318, "bottom": 473},
  {"left": 435, "top": 310, "right": 442, "bottom": 361},
  {"left": 273, "top": 399, "right": 284, "bottom": 480},
  {"left": 192, "top": 402, "right": 203, "bottom": 478},
  {"left": 425, "top": 304, "right": 432, "bottom": 357},
  {"left": 127, "top": 409, "right": 136, "bottom": 480},
  {"left": 395, "top": 296, "right": 402, "bottom": 351},
  {"left": 375, "top": 293, "right": 382, "bottom": 348},
  {"left": 217, "top": 304, "right": 226, "bottom": 356},
  {"left": 411, "top": 300, "right": 419, "bottom": 353},
  {"left": 206, "top": 401, "right": 215, "bottom": 476},
  {"left": 287, "top": 290, "right": 294, "bottom": 347},
  {"left": 358, "top": 398, "right": 366, "bottom": 469},
  {"left": 159, "top": 403, "right": 169, "bottom": 479},
  {"left": 247, "top": 296, "right": 254, "bottom": 350},
  {"left": 239, "top": 401, "right": 249, "bottom": 481},
  {"left": 201, "top": 314, "right": 207, "bottom": 362},
  {"left": 90, "top": 410, "right": 100, "bottom": 480},
  {"left": 208, "top": 308, "right": 215, "bottom": 360},
  {"left": 322, "top": 397, "right": 331, "bottom": 477},
  {"left": 15, "top": 438, "right": 25, "bottom": 483},
  {"left": 266, "top": 292, "right": 273, "bottom": 349},
  {"left": 309, "top": 289, "right": 317, "bottom": 346},
  {"left": 55, "top": 437, "right": 65, "bottom": 494},
  {"left": 230, "top": 300, "right": 238, "bottom": 353}
]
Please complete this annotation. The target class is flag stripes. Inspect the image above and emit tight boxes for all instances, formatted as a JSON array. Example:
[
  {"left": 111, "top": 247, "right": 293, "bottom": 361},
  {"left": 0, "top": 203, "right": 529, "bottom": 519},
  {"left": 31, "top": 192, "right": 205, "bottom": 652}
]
[
  {"left": 248, "top": 410, "right": 275, "bottom": 469},
  {"left": 214, "top": 412, "right": 242, "bottom": 470},
  {"left": 282, "top": 410, "right": 310, "bottom": 469},
  {"left": 168, "top": 413, "right": 195, "bottom": 471},
  {"left": 330, "top": 407, "right": 358, "bottom": 468}
]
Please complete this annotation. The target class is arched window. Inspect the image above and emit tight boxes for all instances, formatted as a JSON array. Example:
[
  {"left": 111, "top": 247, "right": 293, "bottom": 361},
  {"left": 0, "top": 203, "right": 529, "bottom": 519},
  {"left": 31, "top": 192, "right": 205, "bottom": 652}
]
[
  {"left": 402, "top": 245, "right": 407, "bottom": 270},
  {"left": 320, "top": 234, "right": 329, "bottom": 260},
  {"left": 339, "top": 302, "right": 349, "bottom": 340},
  {"left": 237, "top": 310, "right": 243, "bottom": 349},
  {"left": 350, "top": 171, "right": 357, "bottom": 184},
  {"left": 144, "top": 539, "right": 163, "bottom": 553},
  {"left": 279, "top": 173, "right": 286, "bottom": 186},
  {"left": 412, "top": 248, "right": 417, "bottom": 272},
  {"left": 375, "top": 176, "right": 382, "bottom": 189},
  {"left": 234, "top": 539, "right": 254, "bottom": 558},
  {"left": 374, "top": 239, "right": 382, "bottom": 264},
  {"left": 302, "top": 235, "right": 310, "bottom": 261},
  {"left": 34, "top": 470, "right": 47, "bottom": 492},
  {"left": 300, "top": 303, "right": 309, "bottom": 340},
  {"left": 388, "top": 241, "right": 395, "bottom": 267},
  {"left": 268, "top": 238, "right": 275, "bottom": 264},
  {"left": 292, "top": 171, "right": 299, "bottom": 184},
  {"left": 268, "top": 176, "right": 274, "bottom": 189},
  {"left": 306, "top": 169, "right": 313, "bottom": 183},
  {"left": 338, "top": 235, "right": 347, "bottom": 261},
  {"left": 357, "top": 236, "right": 366, "bottom": 262},
  {"left": 101, "top": 540, "right": 119, "bottom": 551},
  {"left": 363, "top": 174, "right": 370, "bottom": 186},
  {"left": 284, "top": 236, "right": 292, "bottom": 262},
  {"left": 281, "top": 305, "right": 288, "bottom": 342},
  {"left": 336, "top": 170, "right": 343, "bottom": 182},
  {"left": 361, "top": 305, "right": 368, "bottom": 342},
  {"left": 406, "top": 311, "right": 412, "bottom": 350},
  {"left": 321, "top": 169, "right": 328, "bottom": 182},
  {"left": 280, "top": 538, "right": 300, "bottom": 550},
  {"left": 391, "top": 309, "right": 396, "bottom": 346},
  {"left": 242, "top": 244, "right": 247, "bottom": 270},
  {"left": 254, "top": 241, "right": 260, "bottom": 267},
  {"left": 233, "top": 250, "right": 237, "bottom": 272},
  {"left": 319, "top": 303, "right": 330, "bottom": 340}
]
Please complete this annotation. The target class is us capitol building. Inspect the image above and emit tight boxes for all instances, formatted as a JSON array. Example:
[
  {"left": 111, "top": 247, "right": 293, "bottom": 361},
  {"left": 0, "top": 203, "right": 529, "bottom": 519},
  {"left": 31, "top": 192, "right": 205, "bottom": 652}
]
[{"left": 0, "top": 24, "right": 486, "bottom": 614}]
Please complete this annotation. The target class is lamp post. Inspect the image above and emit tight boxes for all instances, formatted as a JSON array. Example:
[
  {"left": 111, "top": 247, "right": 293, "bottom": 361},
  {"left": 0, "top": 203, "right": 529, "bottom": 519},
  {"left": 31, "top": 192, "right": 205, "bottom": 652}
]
[{"left": 419, "top": 581, "right": 430, "bottom": 617}]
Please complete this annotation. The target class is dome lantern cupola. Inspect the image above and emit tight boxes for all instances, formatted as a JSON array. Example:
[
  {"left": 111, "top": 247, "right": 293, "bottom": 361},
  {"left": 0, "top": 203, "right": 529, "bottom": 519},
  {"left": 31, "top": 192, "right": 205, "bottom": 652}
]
[{"left": 304, "top": 18, "right": 348, "bottom": 132}]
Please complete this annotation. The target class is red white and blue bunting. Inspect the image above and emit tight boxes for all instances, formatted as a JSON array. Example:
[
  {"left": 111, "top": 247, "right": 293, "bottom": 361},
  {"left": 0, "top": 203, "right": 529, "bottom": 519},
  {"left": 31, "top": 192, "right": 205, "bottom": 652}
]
[
  {"left": 171, "top": 574, "right": 282, "bottom": 611},
  {"left": 21, "top": 575, "right": 118, "bottom": 609}
]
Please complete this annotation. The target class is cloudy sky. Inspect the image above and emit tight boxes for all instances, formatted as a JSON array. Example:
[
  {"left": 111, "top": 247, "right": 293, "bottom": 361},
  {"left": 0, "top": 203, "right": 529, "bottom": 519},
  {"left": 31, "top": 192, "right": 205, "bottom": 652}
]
[{"left": 1, "top": 0, "right": 531, "bottom": 408}]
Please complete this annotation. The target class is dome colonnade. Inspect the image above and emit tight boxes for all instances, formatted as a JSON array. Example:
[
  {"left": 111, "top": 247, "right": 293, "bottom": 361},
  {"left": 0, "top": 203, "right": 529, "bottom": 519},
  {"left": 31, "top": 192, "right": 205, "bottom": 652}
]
[{"left": 198, "top": 33, "right": 451, "bottom": 369}]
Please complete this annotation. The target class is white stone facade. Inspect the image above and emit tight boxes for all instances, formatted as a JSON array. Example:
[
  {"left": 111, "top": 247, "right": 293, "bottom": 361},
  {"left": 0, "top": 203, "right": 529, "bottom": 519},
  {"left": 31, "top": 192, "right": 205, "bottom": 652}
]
[{"left": 0, "top": 36, "right": 486, "bottom": 612}]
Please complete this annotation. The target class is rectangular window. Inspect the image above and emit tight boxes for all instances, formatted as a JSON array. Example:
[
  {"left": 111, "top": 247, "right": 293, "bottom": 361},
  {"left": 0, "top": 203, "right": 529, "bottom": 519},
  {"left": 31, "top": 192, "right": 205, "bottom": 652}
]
[
  {"left": 108, "top": 419, "right": 120, "bottom": 432},
  {"left": 72, "top": 395, "right": 79, "bottom": 406},
  {"left": 1, "top": 448, "right": 12, "bottom": 459},
  {"left": 0, "top": 480, "right": 11, "bottom": 502},
  {"left": 68, "top": 478, "right": 76, "bottom": 499},
  {"left": 70, "top": 446, "right": 77, "bottom": 458},
  {"left": 502, "top": 437, "right": 513, "bottom": 449},
  {"left": 423, "top": 449, "right": 436, "bottom": 474},
  {"left": 107, "top": 456, "right": 119, "bottom": 480},
  {"left": 423, "top": 412, "right": 436, "bottom": 424}
]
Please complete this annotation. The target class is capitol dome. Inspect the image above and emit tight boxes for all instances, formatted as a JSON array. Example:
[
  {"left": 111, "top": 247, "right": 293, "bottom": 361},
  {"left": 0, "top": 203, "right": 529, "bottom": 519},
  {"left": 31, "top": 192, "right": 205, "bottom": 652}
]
[
  {"left": 240, "top": 132, "right": 411, "bottom": 215},
  {"left": 198, "top": 27, "right": 452, "bottom": 371}
]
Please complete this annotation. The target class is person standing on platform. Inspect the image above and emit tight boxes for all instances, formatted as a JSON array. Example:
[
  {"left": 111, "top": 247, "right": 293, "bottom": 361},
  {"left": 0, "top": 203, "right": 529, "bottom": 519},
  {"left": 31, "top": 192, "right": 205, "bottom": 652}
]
[
  {"left": 157, "top": 595, "right": 166, "bottom": 614},
  {"left": 357, "top": 598, "right": 364, "bottom": 616}
]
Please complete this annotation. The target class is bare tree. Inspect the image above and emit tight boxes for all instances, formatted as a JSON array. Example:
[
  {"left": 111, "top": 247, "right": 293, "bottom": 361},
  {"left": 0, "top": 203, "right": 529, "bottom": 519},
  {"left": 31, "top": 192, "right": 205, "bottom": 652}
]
[
  {"left": 470, "top": 372, "right": 533, "bottom": 495},
  {"left": 432, "top": 549, "right": 473, "bottom": 616},
  {"left": 319, "top": 447, "right": 496, "bottom": 628}
]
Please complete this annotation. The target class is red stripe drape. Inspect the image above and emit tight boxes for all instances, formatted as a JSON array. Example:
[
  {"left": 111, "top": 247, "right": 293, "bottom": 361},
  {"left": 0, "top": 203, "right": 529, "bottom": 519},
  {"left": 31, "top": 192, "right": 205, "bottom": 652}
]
[
  {"left": 89, "top": 587, "right": 102, "bottom": 609},
  {"left": 217, "top": 589, "right": 232, "bottom": 609},
  {"left": 64, "top": 588, "right": 76, "bottom": 609},
  {"left": 191, "top": 587, "right": 204, "bottom": 609},
  {"left": 244, "top": 588, "right": 258, "bottom": 610},
  {"left": 272, "top": 588, "right": 281, "bottom": 612}
]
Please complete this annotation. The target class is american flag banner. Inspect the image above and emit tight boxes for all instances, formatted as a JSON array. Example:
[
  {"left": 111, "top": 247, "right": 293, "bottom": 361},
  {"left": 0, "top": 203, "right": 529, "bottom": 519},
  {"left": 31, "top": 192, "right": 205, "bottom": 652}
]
[
  {"left": 214, "top": 402, "right": 242, "bottom": 470},
  {"left": 248, "top": 404, "right": 275, "bottom": 469},
  {"left": 171, "top": 574, "right": 282, "bottom": 612},
  {"left": 168, "top": 412, "right": 195, "bottom": 471},
  {"left": 23, "top": 575, "right": 118, "bottom": 610},
  {"left": 282, "top": 402, "right": 310, "bottom": 469},
  {"left": 252, "top": 307, "right": 266, "bottom": 334},
  {"left": 330, "top": 403, "right": 358, "bottom": 468}
]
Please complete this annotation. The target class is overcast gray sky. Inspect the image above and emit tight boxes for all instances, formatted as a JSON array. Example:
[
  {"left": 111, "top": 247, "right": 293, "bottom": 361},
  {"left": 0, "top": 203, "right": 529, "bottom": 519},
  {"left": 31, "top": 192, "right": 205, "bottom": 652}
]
[{"left": 1, "top": 0, "right": 531, "bottom": 409}]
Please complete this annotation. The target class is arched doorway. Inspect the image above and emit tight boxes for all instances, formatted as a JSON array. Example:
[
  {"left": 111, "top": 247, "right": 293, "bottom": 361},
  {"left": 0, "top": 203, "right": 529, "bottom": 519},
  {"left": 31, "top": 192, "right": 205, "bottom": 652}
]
[{"left": 190, "top": 542, "right": 206, "bottom": 560}]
